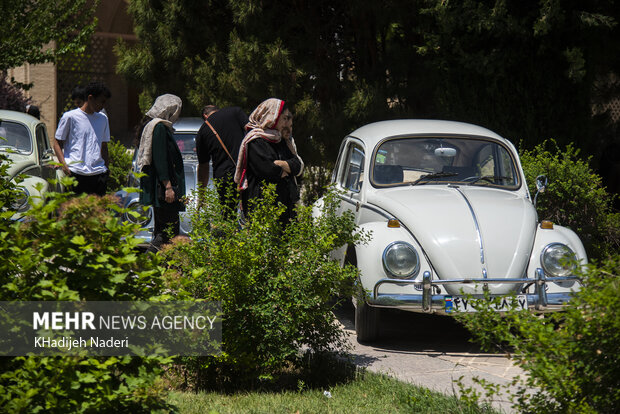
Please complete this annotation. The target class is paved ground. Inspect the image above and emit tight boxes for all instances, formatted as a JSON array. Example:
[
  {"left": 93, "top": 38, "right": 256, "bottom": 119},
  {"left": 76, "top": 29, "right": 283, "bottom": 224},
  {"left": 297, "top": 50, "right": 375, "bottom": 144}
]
[{"left": 335, "top": 304, "right": 527, "bottom": 413}]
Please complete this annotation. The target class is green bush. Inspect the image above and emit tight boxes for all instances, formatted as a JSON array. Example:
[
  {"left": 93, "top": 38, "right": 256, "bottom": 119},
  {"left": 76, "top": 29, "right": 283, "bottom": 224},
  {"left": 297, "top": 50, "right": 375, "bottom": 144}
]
[
  {"left": 0, "top": 175, "right": 172, "bottom": 412},
  {"left": 0, "top": 192, "right": 164, "bottom": 301},
  {"left": 107, "top": 138, "right": 133, "bottom": 193},
  {"left": 0, "top": 152, "right": 23, "bottom": 220},
  {"left": 300, "top": 163, "right": 334, "bottom": 206},
  {"left": 520, "top": 140, "right": 620, "bottom": 260},
  {"left": 160, "top": 184, "right": 366, "bottom": 389},
  {"left": 456, "top": 256, "right": 620, "bottom": 413}
]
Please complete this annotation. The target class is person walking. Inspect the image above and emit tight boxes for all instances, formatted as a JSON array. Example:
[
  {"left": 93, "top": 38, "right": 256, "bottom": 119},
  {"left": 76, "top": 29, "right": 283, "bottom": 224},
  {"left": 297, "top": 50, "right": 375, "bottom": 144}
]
[
  {"left": 71, "top": 85, "right": 86, "bottom": 108},
  {"left": 196, "top": 105, "right": 248, "bottom": 216},
  {"left": 135, "top": 94, "right": 186, "bottom": 253},
  {"left": 234, "top": 98, "right": 303, "bottom": 225},
  {"left": 52, "top": 81, "right": 111, "bottom": 196}
]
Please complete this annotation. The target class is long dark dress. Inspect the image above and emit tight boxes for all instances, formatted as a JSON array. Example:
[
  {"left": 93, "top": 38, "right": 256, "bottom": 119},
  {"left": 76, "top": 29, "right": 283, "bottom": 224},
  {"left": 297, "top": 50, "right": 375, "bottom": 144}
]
[{"left": 139, "top": 123, "right": 186, "bottom": 251}]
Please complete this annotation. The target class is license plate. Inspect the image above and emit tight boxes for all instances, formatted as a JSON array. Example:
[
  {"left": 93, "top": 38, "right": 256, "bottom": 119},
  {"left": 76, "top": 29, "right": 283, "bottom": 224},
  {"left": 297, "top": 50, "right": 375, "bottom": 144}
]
[{"left": 444, "top": 294, "right": 528, "bottom": 313}]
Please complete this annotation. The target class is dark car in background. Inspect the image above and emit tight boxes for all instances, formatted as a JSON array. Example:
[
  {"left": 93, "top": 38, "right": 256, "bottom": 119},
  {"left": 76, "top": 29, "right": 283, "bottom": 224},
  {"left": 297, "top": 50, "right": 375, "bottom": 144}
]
[{"left": 116, "top": 117, "right": 213, "bottom": 242}]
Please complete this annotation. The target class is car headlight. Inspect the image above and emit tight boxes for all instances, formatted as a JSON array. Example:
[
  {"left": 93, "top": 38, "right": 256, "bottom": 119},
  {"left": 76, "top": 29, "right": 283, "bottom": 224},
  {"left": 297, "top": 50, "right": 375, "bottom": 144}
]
[
  {"left": 10, "top": 188, "right": 30, "bottom": 212},
  {"left": 124, "top": 201, "right": 152, "bottom": 226},
  {"left": 541, "top": 243, "right": 577, "bottom": 277},
  {"left": 383, "top": 241, "right": 420, "bottom": 279}
]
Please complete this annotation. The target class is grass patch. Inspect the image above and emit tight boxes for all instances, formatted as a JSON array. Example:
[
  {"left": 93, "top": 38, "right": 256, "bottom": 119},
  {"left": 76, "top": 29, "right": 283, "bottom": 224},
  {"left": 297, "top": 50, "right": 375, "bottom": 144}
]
[{"left": 165, "top": 370, "right": 498, "bottom": 414}]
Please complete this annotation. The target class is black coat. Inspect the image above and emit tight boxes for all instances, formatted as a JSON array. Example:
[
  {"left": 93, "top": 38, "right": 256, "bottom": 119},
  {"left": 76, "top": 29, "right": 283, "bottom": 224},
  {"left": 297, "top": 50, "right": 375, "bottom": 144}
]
[
  {"left": 242, "top": 138, "right": 301, "bottom": 222},
  {"left": 139, "top": 123, "right": 186, "bottom": 211}
]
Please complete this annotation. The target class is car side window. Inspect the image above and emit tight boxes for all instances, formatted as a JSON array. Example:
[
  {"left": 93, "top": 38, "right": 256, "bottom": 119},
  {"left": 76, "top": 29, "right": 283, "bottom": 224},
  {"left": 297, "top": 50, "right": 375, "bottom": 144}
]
[
  {"left": 342, "top": 143, "right": 365, "bottom": 192},
  {"left": 35, "top": 125, "right": 49, "bottom": 160},
  {"left": 474, "top": 143, "right": 517, "bottom": 185}
]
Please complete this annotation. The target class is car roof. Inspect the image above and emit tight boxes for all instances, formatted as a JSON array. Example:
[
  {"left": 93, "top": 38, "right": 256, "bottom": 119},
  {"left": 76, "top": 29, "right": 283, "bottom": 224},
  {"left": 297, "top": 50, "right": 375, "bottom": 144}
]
[
  {"left": 0, "top": 109, "right": 41, "bottom": 128},
  {"left": 348, "top": 119, "right": 508, "bottom": 148},
  {"left": 173, "top": 117, "right": 203, "bottom": 133}
]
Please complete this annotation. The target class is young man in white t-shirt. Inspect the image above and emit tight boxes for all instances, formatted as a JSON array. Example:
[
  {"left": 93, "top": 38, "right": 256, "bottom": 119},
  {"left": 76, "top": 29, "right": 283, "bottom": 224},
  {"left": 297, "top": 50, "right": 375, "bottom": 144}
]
[{"left": 53, "top": 82, "right": 111, "bottom": 196}]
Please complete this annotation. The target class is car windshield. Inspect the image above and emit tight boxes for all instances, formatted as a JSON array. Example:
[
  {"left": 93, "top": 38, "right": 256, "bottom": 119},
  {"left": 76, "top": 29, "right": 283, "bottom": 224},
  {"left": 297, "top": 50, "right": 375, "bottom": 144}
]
[
  {"left": 173, "top": 132, "right": 196, "bottom": 155},
  {"left": 372, "top": 136, "right": 519, "bottom": 189},
  {"left": 0, "top": 121, "right": 32, "bottom": 153}
]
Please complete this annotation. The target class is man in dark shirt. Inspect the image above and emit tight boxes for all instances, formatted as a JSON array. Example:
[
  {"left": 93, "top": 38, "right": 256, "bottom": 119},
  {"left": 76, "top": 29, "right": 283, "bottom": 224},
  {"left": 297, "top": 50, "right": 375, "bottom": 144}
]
[{"left": 195, "top": 106, "right": 249, "bottom": 215}]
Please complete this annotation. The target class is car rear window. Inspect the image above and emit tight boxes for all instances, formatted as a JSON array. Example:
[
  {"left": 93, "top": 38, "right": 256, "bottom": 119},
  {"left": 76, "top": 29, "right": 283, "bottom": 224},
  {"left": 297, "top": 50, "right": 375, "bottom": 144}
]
[{"left": 173, "top": 133, "right": 196, "bottom": 155}]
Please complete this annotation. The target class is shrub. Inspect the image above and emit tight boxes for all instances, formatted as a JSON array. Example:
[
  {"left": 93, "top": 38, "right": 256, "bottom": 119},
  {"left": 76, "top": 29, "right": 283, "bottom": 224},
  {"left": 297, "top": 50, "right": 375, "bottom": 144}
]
[
  {"left": 456, "top": 256, "right": 620, "bottom": 413},
  {"left": 300, "top": 163, "right": 333, "bottom": 206},
  {"left": 0, "top": 73, "right": 30, "bottom": 111},
  {"left": 520, "top": 140, "right": 620, "bottom": 260},
  {"left": 160, "top": 184, "right": 366, "bottom": 389},
  {"left": 0, "top": 192, "right": 164, "bottom": 301},
  {"left": 0, "top": 174, "right": 172, "bottom": 412},
  {"left": 0, "top": 153, "right": 23, "bottom": 219},
  {"left": 107, "top": 138, "right": 133, "bottom": 193}
]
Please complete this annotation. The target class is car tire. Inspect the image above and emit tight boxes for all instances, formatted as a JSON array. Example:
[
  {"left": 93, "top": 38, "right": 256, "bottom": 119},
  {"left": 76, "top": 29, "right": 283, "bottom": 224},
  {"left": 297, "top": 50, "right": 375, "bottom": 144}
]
[{"left": 354, "top": 298, "right": 380, "bottom": 342}]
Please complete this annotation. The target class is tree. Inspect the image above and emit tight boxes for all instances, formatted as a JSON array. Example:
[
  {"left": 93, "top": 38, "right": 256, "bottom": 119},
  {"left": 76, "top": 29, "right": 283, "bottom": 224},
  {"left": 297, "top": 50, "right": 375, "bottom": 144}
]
[
  {"left": 0, "top": 73, "right": 31, "bottom": 111},
  {"left": 115, "top": 0, "right": 232, "bottom": 115},
  {"left": 116, "top": 0, "right": 620, "bottom": 168},
  {"left": 0, "top": 0, "right": 97, "bottom": 72},
  {"left": 418, "top": 0, "right": 620, "bottom": 155}
]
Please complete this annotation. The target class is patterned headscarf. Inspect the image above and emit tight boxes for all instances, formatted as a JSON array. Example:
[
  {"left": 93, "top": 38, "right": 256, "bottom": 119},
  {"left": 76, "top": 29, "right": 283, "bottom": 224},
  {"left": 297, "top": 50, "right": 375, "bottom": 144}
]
[
  {"left": 136, "top": 94, "right": 182, "bottom": 172},
  {"left": 235, "top": 98, "right": 286, "bottom": 190}
]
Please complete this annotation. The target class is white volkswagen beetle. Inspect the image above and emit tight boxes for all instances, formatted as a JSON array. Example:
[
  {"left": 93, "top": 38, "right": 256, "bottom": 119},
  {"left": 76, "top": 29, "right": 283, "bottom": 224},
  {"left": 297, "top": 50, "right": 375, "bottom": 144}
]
[
  {"left": 322, "top": 120, "right": 586, "bottom": 341},
  {"left": 0, "top": 110, "right": 64, "bottom": 217}
]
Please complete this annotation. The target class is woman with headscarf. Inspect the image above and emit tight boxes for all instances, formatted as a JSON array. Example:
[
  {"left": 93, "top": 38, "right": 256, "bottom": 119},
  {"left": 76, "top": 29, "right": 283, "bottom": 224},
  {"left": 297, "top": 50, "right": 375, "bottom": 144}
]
[
  {"left": 234, "top": 98, "right": 304, "bottom": 225},
  {"left": 135, "top": 94, "right": 185, "bottom": 252}
]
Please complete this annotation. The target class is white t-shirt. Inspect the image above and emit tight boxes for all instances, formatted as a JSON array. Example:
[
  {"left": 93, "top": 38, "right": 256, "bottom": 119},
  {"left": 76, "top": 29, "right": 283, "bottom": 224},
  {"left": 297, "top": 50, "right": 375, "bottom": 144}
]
[{"left": 55, "top": 108, "right": 110, "bottom": 175}]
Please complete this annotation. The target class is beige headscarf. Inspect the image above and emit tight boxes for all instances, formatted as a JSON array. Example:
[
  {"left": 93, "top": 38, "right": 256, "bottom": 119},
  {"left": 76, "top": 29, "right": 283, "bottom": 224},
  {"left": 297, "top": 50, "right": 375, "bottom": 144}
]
[
  {"left": 136, "top": 94, "right": 182, "bottom": 172},
  {"left": 234, "top": 98, "right": 303, "bottom": 190}
]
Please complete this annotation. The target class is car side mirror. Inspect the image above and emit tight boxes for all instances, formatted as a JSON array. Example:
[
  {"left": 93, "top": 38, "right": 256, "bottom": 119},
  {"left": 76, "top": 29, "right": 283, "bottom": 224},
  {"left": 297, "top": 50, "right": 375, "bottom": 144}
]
[
  {"left": 534, "top": 175, "right": 548, "bottom": 207},
  {"left": 41, "top": 148, "right": 54, "bottom": 161}
]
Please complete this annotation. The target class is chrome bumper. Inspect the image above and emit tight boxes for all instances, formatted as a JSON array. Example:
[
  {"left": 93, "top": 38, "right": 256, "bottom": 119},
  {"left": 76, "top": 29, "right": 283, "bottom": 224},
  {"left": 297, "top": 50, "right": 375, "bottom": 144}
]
[{"left": 369, "top": 268, "right": 579, "bottom": 313}]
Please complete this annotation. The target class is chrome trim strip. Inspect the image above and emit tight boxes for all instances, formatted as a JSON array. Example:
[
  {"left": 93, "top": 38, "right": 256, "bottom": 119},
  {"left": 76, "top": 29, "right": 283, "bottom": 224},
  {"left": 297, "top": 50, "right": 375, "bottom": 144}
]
[
  {"left": 337, "top": 194, "right": 356, "bottom": 206},
  {"left": 361, "top": 203, "right": 392, "bottom": 219},
  {"left": 453, "top": 186, "right": 486, "bottom": 275}
]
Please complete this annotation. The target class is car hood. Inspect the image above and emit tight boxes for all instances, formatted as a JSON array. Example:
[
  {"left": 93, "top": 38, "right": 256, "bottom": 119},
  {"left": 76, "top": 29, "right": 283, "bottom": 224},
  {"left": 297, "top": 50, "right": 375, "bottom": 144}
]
[{"left": 366, "top": 185, "right": 537, "bottom": 294}]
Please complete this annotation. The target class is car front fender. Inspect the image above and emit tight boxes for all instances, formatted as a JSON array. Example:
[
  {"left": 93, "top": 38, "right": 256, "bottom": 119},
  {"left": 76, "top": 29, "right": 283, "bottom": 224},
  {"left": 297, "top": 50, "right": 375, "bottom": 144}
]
[
  {"left": 527, "top": 223, "right": 587, "bottom": 293},
  {"left": 353, "top": 221, "right": 431, "bottom": 297}
]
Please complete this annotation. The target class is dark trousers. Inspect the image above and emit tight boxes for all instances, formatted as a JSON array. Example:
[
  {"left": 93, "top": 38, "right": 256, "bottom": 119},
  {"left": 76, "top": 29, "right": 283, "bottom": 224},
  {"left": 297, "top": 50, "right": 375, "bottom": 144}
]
[
  {"left": 72, "top": 172, "right": 108, "bottom": 196},
  {"left": 147, "top": 207, "right": 180, "bottom": 253}
]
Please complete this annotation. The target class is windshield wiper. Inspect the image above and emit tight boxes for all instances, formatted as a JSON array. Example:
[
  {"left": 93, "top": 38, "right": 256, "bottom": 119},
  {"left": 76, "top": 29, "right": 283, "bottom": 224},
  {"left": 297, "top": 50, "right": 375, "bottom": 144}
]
[
  {"left": 466, "top": 175, "right": 513, "bottom": 185},
  {"left": 410, "top": 171, "right": 458, "bottom": 186}
]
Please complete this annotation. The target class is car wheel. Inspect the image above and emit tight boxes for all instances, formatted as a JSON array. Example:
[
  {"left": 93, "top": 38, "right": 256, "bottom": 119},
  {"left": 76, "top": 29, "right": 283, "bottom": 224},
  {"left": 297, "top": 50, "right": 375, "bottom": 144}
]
[{"left": 354, "top": 298, "right": 380, "bottom": 342}]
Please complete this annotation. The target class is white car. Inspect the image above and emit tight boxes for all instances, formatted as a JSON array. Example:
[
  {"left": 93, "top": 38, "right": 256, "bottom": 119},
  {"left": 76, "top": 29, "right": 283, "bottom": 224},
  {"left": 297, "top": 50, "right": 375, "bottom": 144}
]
[
  {"left": 0, "top": 109, "right": 64, "bottom": 216},
  {"left": 321, "top": 120, "right": 586, "bottom": 341}
]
